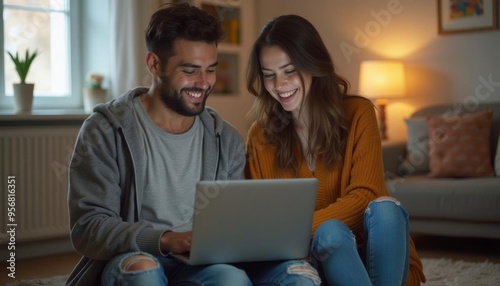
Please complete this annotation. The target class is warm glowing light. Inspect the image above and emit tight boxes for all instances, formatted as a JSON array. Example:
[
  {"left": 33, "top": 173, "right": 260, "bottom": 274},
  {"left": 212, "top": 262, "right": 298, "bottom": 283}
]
[
  {"left": 359, "top": 60, "right": 406, "bottom": 98},
  {"left": 359, "top": 60, "right": 406, "bottom": 140}
]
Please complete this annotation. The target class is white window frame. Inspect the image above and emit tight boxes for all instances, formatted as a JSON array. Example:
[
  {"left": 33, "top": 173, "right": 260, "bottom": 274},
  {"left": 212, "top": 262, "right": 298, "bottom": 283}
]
[{"left": 0, "top": 0, "right": 81, "bottom": 110}]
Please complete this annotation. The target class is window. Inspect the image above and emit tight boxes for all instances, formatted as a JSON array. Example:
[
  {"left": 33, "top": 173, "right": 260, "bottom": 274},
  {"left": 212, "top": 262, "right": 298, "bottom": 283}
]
[{"left": 1, "top": 0, "right": 81, "bottom": 110}]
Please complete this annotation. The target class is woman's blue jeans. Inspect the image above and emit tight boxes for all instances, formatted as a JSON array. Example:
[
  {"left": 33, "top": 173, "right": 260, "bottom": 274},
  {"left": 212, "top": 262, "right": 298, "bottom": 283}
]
[
  {"left": 310, "top": 198, "right": 410, "bottom": 286},
  {"left": 101, "top": 252, "right": 321, "bottom": 285}
]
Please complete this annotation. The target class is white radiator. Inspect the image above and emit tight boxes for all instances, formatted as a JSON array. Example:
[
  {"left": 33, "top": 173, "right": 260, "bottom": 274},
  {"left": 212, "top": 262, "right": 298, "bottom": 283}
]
[{"left": 0, "top": 126, "right": 80, "bottom": 244}]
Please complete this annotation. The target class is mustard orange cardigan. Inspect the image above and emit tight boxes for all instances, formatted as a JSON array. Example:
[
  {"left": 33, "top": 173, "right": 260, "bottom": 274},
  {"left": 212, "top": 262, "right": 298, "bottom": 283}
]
[{"left": 245, "top": 97, "right": 425, "bottom": 286}]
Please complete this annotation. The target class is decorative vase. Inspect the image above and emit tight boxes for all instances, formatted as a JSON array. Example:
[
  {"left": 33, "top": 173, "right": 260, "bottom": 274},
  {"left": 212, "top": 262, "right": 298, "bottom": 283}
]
[
  {"left": 13, "top": 83, "right": 34, "bottom": 112},
  {"left": 83, "top": 88, "right": 107, "bottom": 113}
]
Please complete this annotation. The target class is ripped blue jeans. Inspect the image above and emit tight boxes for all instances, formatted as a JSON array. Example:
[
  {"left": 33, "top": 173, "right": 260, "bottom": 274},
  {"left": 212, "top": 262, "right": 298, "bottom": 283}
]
[
  {"left": 310, "top": 198, "right": 410, "bottom": 286},
  {"left": 101, "top": 252, "right": 321, "bottom": 285}
]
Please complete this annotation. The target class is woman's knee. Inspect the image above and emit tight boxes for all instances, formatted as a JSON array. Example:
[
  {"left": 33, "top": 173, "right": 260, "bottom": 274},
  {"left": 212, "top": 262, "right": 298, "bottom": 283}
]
[
  {"left": 314, "top": 219, "right": 353, "bottom": 242},
  {"left": 374, "top": 195, "right": 397, "bottom": 202},
  {"left": 365, "top": 196, "right": 409, "bottom": 227},
  {"left": 313, "top": 220, "right": 355, "bottom": 252},
  {"left": 367, "top": 197, "right": 407, "bottom": 216}
]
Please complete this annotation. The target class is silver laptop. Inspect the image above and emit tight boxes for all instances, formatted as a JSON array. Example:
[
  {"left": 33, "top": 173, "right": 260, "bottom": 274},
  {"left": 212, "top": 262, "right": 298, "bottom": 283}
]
[{"left": 172, "top": 178, "right": 318, "bottom": 265}]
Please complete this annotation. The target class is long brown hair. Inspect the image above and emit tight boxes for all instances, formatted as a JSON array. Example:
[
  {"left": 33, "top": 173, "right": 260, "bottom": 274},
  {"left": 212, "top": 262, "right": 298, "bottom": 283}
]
[{"left": 246, "top": 15, "right": 350, "bottom": 173}]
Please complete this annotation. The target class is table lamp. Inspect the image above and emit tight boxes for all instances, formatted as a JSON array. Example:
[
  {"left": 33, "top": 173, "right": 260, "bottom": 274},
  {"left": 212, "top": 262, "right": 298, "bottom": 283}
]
[{"left": 359, "top": 60, "right": 406, "bottom": 140}]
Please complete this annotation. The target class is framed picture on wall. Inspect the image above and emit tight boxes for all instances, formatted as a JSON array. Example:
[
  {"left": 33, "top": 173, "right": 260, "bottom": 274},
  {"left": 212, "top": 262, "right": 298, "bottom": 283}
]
[{"left": 438, "top": 0, "right": 498, "bottom": 34}]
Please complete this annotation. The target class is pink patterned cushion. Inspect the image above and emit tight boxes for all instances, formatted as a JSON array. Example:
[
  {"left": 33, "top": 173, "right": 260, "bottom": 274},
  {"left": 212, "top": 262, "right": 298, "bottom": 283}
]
[{"left": 427, "top": 110, "right": 494, "bottom": 178}]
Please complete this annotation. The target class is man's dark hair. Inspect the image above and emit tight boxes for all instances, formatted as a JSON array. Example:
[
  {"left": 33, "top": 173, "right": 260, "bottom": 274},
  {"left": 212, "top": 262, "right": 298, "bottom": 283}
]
[{"left": 145, "top": 3, "right": 225, "bottom": 62}]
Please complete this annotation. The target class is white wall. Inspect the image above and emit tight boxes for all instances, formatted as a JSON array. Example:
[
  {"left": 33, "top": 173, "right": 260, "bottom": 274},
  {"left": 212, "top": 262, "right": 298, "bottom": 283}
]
[{"left": 254, "top": 0, "right": 500, "bottom": 141}]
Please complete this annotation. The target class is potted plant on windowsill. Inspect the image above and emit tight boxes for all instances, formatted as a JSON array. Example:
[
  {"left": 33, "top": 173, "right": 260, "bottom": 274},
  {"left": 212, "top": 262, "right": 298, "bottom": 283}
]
[
  {"left": 83, "top": 72, "right": 107, "bottom": 113},
  {"left": 7, "top": 50, "right": 38, "bottom": 112}
]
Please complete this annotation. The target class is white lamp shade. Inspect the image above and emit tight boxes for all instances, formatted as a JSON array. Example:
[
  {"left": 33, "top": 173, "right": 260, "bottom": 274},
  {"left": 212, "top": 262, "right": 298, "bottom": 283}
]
[{"left": 359, "top": 61, "right": 406, "bottom": 99}]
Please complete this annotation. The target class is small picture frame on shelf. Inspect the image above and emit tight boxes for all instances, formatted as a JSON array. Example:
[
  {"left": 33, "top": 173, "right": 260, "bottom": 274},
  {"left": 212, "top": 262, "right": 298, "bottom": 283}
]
[{"left": 438, "top": 0, "right": 498, "bottom": 34}]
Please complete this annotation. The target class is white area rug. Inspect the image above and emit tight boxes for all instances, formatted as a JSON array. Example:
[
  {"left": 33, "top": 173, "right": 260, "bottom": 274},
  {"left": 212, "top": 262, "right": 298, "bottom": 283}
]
[
  {"left": 6, "top": 275, "right": 67, "bottom": 286},
  {"left": 6, "top": 258, "right": 500, "bottom": 285},
  {"left": 421, "top": 258, "right": 500, "bottom": 285}
]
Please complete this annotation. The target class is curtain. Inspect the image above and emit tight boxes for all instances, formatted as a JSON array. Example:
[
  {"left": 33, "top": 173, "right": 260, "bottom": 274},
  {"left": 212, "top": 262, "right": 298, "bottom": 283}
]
[{"left": 109, "top": 0, "right": 161, "bottom": 98}]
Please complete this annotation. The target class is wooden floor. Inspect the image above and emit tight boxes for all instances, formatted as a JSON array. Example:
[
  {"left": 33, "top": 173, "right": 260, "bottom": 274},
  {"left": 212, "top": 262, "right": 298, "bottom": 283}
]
[
  {"left": 1, "top": 234, "right": 499, "bottom": 284},
  {"left": 0, "top": 251, "right": 80, "bottom": 284}
]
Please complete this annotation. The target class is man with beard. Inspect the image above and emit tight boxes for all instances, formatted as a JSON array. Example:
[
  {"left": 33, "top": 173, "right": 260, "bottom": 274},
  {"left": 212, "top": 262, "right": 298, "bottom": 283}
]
[{"left": 66, "top": 3, "right": 320, "bottom": 286}]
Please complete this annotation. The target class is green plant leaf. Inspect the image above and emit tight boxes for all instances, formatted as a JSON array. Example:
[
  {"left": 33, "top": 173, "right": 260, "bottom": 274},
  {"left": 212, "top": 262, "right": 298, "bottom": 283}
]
[{"left": 6, "top": 49, "right": 38, "bottom": 84}]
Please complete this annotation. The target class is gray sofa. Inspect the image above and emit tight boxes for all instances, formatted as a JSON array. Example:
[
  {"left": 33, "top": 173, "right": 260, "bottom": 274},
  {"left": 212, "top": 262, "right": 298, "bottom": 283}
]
[{"left": 382, "top": 101, "right": 500, "bottom": 239}]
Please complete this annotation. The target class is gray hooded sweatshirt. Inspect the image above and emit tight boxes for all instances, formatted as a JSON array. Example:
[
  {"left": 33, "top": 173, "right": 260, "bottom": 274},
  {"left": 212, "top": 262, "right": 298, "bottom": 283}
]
[{"left": 67, "top": 87, "right": 245, "bottom": 285}]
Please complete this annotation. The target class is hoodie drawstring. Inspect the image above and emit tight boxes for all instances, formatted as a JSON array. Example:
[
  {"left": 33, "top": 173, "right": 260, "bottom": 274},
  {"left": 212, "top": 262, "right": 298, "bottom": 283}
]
[{"left": 214, "top": 132, "right": 221, "bottom": 180}]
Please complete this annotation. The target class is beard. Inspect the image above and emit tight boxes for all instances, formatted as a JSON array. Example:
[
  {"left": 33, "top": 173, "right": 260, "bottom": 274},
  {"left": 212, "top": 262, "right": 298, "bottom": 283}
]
[{"left": 158, "top": 75, "right": 212, "bottom": 116}]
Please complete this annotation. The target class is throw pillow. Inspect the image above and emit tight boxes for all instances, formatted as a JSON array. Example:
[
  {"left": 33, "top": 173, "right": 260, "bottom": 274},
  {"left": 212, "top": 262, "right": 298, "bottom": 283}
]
[
  {"left": 398, "top": 117, "right": 430, "bottom": 175},
  {"left": 495, "top": 134, "right": 500, "bottom": 176},
  {"left": 427, "top": 110, "right": 494, "bottom": 178}
]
